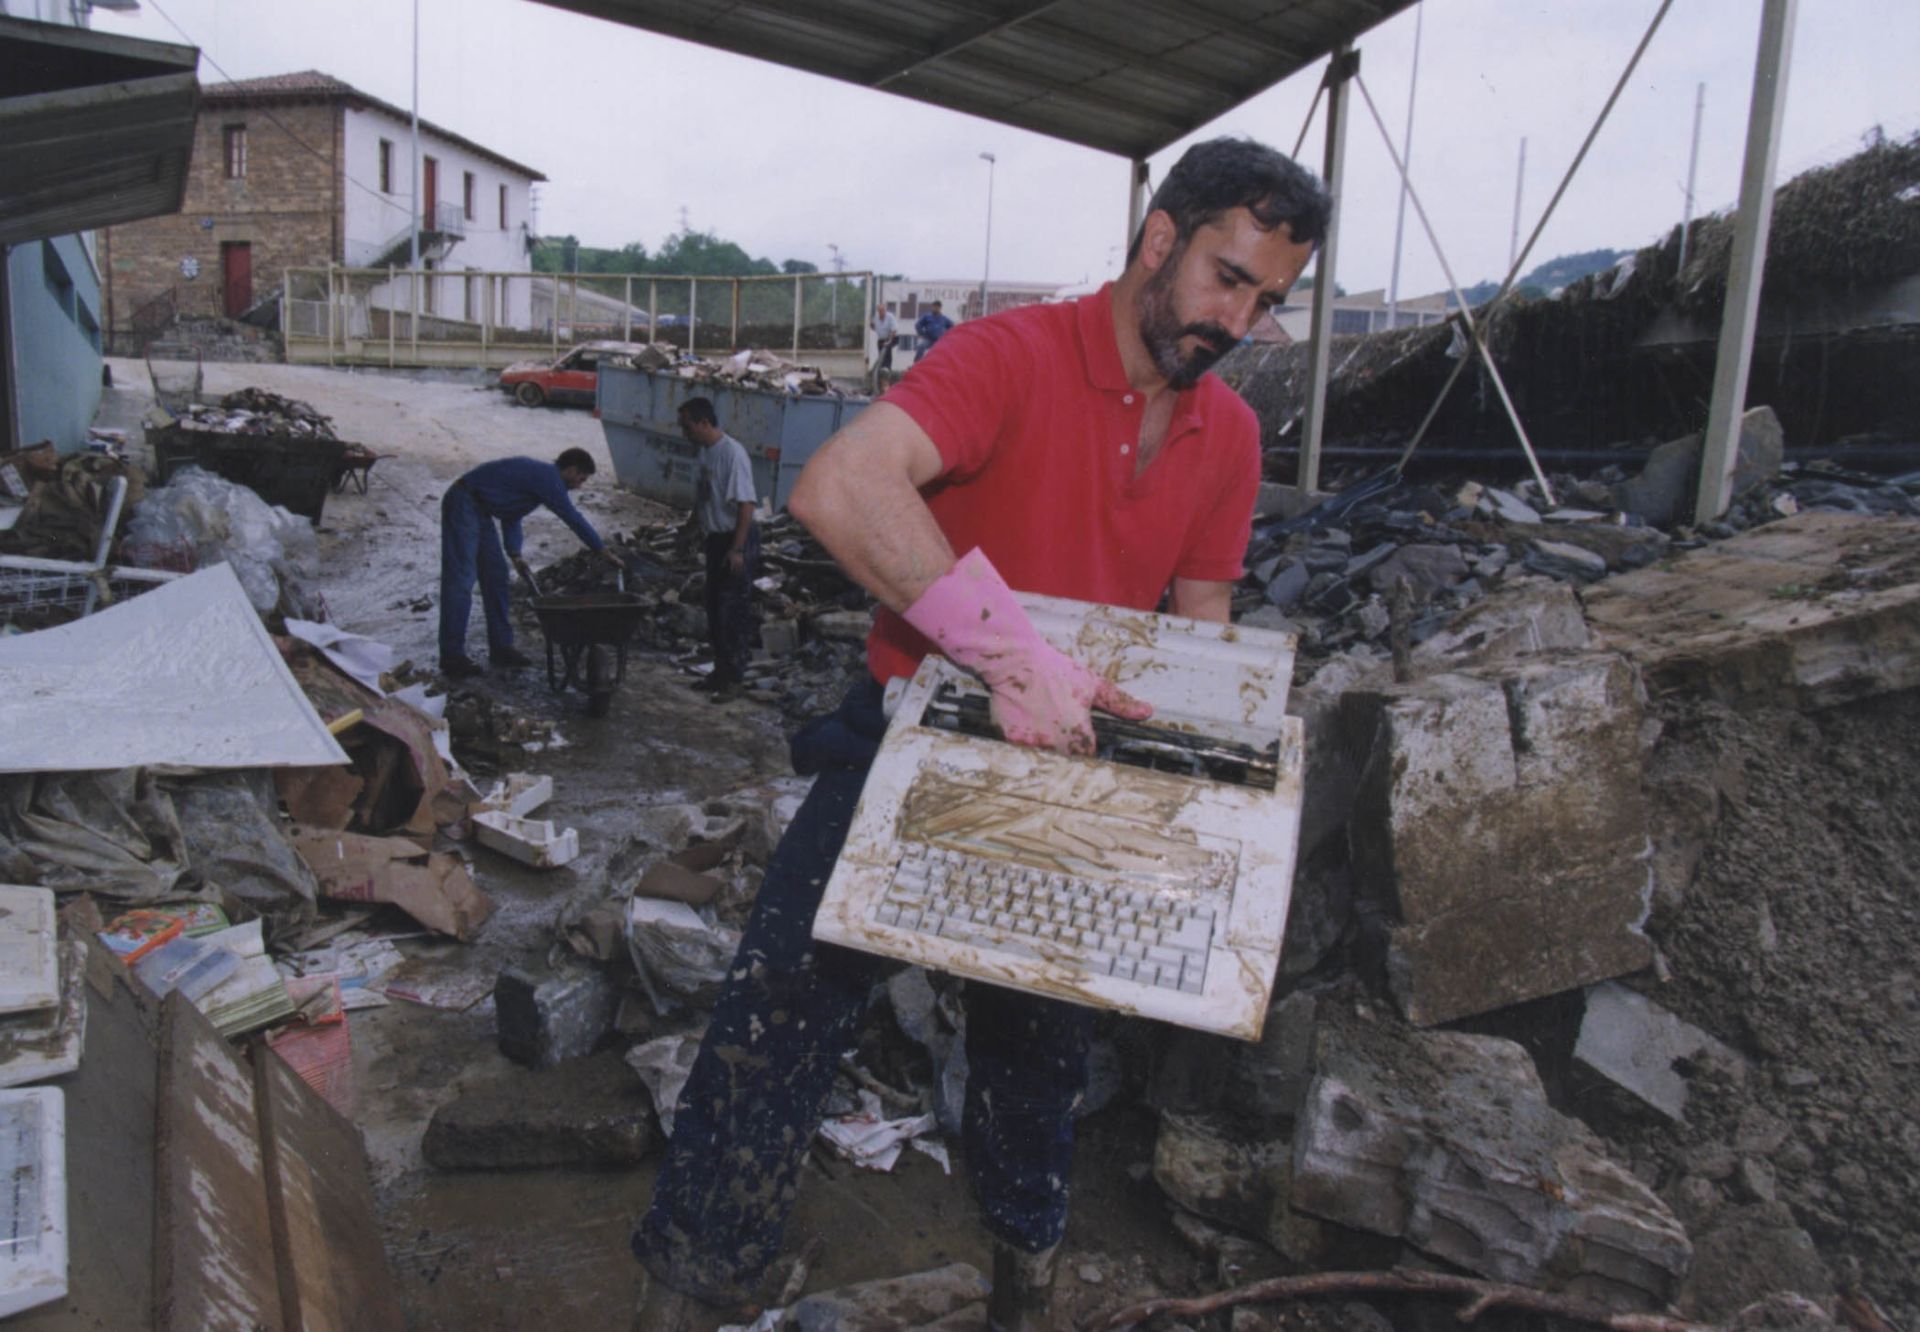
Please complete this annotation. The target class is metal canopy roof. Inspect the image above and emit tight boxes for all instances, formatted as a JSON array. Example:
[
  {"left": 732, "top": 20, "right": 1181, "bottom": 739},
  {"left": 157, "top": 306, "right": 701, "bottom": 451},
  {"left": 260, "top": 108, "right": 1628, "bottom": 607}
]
[
  {"left": 0, "top": 17, "right": 199, "bottom": 247},
  {"left": 529, "top": 0, "right": 1415, "bottom": 161}
]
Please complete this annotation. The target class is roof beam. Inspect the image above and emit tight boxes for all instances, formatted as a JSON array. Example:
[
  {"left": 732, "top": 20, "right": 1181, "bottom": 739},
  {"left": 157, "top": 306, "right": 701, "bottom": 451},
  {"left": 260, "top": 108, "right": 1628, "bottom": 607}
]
[{"left": 872, "top": 1, "right": 1070, "bottom": 88}]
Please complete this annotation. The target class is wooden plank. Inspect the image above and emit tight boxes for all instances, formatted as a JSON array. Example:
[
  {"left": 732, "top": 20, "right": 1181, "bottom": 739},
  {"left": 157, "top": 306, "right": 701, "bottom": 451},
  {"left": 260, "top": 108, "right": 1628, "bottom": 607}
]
[
  {"left": 11, "top": 942, "right": 160, "bottom": 1332},
  {"left": 153, "top": 994, "right": 282, "bottom": 1332},
  {"left": 253, "top": 1043, "right": 405, "bottom": 1332}
]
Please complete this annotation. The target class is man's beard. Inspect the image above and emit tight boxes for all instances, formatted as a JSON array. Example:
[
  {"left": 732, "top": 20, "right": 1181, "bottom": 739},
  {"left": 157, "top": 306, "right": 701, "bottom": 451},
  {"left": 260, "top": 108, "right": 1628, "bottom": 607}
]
[{"left": 1138, "top": 256, "right": 1236, "bottom": 390}]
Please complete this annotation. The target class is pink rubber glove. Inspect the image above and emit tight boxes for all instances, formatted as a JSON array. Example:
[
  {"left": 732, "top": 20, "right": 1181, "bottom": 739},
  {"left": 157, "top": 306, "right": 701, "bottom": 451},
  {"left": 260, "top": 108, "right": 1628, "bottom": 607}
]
[{"left": 903, "top": 548, "right": 1152, "bottom": 755}]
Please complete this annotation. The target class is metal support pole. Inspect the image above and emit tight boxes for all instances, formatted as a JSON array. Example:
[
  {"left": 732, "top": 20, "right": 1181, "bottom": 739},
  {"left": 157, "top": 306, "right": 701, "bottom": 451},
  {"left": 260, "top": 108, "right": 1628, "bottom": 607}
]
[
  {"left": 792, "top": 276, "right": 803, "bottom": 360},
  {"left": 688, "top": 277, "right": 698, "bottom": 353},
  {"left": 411, "top": 266, "right": 420, "bottom": 364},
  {"left": 326, "top": 266, "right": 337, "bottom": 367},
  {"left": 1386, "top": 0, "right": 1422, "bottom": 329},
  {"left": 1696, "top": 0, "right": 1796, "bottom": 525},
  {"left": 480, "top": 270, "right": 490, "bottom": 362},
  {"left": 1124, "top": 158, "right": 1150, "bottom": 257},
  {"left": 1300, "top": 45, "right": 1356, "bottom": 495},
  {"left": 409, "top": 0, "right": 420, "bottom": 273},
  {"left": 1679, "top": 82, "right": 1706, "bottom": 272},
  {"left": 281, "top": 267, "right": 292, "bottom": 363},
  {"left": 731, "top": 278, "right": 741, "bottom": 351},
  {"left": 1509, "top": 137, "right": 1527, "bottom": 274},
  {"left": 387, "top": 265, "right": 396, "bottom": 367},
  {"left": 623, "top": 275, "right": 632, "bottom": 343}
]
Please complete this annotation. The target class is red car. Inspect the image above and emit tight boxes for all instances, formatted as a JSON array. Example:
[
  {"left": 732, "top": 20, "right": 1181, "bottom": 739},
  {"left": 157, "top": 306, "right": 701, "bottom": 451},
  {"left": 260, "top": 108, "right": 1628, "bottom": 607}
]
[{"left": 498, "top": 341, "right": 647, "bottom": 408}]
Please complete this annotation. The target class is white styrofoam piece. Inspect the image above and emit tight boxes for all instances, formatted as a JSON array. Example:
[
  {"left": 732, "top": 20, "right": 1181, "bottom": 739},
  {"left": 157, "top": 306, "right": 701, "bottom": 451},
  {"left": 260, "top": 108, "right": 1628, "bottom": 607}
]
[
  {"left": 0, "top": 942, "right": 85, "bottom": 1089},
  {"left": 477, "top": 773, "right": 553, "bottom": 819},
  {"left": 0, "top": 563, "right": 349, "bottom": 773},
  {"left": 472, "top": 810, "right": 579, "bottom": 868},
  {"left": 0, "top": 887, "right": 59, "bottom": 1016},
  {"left": 0, "top": 1087, "right": 67, "bottom": 1317}
]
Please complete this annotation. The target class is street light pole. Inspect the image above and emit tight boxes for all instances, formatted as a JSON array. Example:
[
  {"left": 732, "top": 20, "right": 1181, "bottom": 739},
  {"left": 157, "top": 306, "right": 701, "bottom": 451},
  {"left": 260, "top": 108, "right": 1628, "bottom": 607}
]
[
  {"left": 979, "top": 151, "right": 996, "bottom": 319},
  {"left": 828, "top": 242, "right": 842, "bottom": 327},
  {"left": 409, "top": 0, "right": 420, "bottom": 272}
]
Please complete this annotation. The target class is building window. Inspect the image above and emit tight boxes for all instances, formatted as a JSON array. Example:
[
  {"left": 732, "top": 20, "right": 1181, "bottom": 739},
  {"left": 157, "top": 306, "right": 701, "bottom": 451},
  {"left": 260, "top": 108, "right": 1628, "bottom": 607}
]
[
  {"left": 463, "top": 171, "right": 475, "bottom": 221},
  {"left": 41, "top": 241, "right": 74, "bottom": 317},
  {"left": 224, "top": 124, "right": 247, "bottom": 179},
  {"left": 379, "top": 139, "right": 394, "bottom": 193},
  {"left": 498, "top": 183, "right": 507, "bottom": 230}
]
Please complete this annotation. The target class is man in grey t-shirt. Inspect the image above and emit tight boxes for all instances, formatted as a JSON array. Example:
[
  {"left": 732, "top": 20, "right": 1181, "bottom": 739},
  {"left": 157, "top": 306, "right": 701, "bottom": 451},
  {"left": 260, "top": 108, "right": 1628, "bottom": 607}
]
[{"left": 679, "top": 396, "right": 760, "bottom": 699}]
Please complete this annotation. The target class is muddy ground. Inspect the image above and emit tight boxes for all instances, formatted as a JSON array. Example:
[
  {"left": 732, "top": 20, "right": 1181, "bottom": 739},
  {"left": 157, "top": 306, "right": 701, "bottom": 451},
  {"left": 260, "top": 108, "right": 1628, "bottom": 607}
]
[
  {"left": 95, "top": 359, "right": 1920, "bottom": 1329},
  {"left": 101, "top": 358, "right": 1201, "bottom": 1331}
]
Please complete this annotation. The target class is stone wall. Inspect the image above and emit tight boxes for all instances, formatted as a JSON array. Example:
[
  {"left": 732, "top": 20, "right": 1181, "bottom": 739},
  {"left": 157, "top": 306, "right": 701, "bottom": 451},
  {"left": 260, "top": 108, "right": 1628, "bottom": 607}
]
[{"left": 102, "top": 100, "right": 341, "bottom": 353}]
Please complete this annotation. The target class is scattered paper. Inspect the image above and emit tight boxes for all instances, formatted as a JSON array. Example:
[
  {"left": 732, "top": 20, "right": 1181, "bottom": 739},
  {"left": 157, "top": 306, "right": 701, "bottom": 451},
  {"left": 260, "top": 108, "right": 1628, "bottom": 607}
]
[{"left": 818, "top": 1090, "right": 940, "bottom": 1172}]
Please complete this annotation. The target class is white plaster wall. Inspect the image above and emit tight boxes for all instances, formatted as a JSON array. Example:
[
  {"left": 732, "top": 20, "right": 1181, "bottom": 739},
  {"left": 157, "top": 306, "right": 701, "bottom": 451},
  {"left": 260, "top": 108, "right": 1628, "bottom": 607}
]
[{"left": 341, "top": 106, "right": 536, "bottom": 326}]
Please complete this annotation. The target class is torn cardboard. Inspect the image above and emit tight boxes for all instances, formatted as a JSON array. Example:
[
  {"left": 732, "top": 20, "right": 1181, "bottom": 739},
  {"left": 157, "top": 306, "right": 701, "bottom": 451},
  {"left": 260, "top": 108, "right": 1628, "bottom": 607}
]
[{"left": 289, "top": 829, "right": 494, "bottom": 942}]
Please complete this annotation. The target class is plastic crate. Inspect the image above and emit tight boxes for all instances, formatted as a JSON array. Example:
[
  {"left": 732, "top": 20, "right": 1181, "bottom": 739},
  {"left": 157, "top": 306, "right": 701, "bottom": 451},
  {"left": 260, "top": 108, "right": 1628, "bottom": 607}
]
[{"left": 147, "top": 425, "right": 348, "bottom": 523}]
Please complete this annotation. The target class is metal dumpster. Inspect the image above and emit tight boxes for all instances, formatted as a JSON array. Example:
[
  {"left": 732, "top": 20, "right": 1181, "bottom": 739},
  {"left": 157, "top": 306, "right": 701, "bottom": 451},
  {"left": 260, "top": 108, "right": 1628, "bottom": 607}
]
[
  {"left": 146, "top": 422, "right": 349, "bottom": 523},
  {"left": 596, "top": 365, "right": 869, "bottom": 512}
]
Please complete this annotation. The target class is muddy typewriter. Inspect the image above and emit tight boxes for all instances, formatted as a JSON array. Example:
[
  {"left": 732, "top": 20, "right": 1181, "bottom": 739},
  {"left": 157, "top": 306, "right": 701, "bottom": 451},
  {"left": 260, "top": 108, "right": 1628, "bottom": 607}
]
[{"left": 812, "top": 593, "right": 1304, "bottom": 1040}]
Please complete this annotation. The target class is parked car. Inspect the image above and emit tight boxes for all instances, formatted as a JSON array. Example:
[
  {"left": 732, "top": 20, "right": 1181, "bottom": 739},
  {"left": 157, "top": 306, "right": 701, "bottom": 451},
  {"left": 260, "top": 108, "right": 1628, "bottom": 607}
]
[{"left": 498, "top": 341, "right": 647, "bottom": 408}]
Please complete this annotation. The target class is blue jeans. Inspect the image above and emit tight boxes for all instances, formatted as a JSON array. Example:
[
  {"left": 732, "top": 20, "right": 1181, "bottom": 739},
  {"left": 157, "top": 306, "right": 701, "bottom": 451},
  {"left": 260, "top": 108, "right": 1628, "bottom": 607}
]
[
  {"left": 439, "top": 485, "right": 513, "bottom": 663},
  {"left": 702, "top": 526, "right": 759, "bottom": 684},
  {"left": 633, "top": 677, "right": 1095, "bottom": 1304}
]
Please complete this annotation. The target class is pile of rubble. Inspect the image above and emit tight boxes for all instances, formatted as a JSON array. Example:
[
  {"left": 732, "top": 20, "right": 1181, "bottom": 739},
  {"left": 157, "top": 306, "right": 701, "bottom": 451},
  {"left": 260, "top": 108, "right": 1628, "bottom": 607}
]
[
  {"left": 1242, "top": 407, "right": 1920, "bottom": 675},
  {"left": 175, "top": 387, "right": 341, "bottom": 439}
]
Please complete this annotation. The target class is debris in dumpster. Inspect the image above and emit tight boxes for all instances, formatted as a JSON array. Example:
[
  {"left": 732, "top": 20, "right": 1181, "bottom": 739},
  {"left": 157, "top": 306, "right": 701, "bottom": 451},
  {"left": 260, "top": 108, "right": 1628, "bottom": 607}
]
[{"left": 178, "top": 387, "right": 340, "bottom": 440}]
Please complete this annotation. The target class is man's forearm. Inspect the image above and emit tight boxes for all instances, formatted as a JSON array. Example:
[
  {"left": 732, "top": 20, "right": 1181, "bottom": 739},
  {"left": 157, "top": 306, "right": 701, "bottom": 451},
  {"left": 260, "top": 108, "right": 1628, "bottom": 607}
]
[
  {"left": 787, "top": 404, "right": 953, "bottom": 612},
  {"left": 730, "top": 500, "right": 754, "bottom": 551}
]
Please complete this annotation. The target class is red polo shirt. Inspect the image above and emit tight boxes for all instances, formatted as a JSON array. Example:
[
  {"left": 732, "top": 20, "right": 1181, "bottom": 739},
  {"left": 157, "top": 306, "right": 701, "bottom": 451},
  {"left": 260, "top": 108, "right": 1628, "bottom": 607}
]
[{"left": 865, "top": 283, "right": 1260, "bottom": 683}]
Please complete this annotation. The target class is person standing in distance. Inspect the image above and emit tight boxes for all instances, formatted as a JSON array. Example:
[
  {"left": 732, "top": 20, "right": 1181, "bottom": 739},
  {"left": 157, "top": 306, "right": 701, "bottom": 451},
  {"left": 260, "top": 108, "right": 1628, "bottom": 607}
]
[
  {"left": 914, "top": 298, "right": 953, "bottom": 353},
  {"left": 677, "top": 397, "right": 760, "bottom": 700}
]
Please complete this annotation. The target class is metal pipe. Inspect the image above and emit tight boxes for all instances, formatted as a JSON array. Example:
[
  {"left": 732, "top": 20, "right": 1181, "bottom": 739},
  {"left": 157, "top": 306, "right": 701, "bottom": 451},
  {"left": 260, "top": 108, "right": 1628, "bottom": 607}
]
[
  {"left": 1508, "top": 136, "right": 1527, "bottom": 275},
  {"left": 1386, "top": 0, "right": 1422, "bottom": 329},
  {"left": 409, "top": 0, "right": 420, "bottom": 273},
  {"left": 1300, "top": 46, "right": 1356, "bottom": 495},
  {"left": 979, "top": 151, "right": 996, "bottom": 318},
  {"left": 1696, "top": 0, "right": 1797, "bottom": 525},
  {"left": 1678, "top": 81, "right": 1706, "bottom": 273}
]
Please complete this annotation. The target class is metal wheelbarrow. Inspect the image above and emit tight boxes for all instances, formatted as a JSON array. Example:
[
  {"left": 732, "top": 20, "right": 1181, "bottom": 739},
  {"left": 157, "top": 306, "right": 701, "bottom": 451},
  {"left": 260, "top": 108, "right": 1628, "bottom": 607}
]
[{"left": 529, "top": 575, "right": 647, "bottom": 716}]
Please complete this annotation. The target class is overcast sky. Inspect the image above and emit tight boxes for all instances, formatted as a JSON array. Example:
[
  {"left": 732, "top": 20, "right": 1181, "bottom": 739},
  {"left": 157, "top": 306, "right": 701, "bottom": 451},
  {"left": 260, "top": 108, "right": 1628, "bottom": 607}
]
[{"left": 97, "top": 0, "right": 1920, "bottom": 298}]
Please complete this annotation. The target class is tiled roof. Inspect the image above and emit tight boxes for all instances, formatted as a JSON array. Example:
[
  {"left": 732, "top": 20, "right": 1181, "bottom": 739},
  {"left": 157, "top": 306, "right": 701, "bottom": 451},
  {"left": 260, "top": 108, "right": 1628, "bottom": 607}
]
[{"left": 201, "top": 70, "right": 544, "bottom": 181}]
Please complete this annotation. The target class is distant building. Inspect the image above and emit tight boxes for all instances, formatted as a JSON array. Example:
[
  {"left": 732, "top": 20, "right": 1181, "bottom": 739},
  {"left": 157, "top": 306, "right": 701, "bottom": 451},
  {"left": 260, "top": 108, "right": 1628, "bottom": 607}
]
[
  {"left": 0, "top": 9, "right": 197, "bottom": 452},
  {"left": 99, "top": 70, "right": 545, "bottom": 353},
  {"left": 1269, "top": 287, "right": 1452, "bottom": 343},
  {"left": 879, "top": 278, "right": 1067, "bottom": 326}
]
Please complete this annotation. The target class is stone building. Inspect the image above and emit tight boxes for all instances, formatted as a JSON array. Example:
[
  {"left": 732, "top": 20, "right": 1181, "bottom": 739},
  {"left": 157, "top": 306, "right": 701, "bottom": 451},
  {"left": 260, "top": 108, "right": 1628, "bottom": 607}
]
[{"left": 99, "top": 70, "right": 544, "bottom": 353}]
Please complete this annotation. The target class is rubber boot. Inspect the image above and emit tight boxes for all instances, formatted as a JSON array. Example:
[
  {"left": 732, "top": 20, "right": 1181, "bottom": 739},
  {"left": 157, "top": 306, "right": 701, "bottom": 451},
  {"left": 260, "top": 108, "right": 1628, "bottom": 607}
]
[{"left": 987, "top": 1240, "right": 1059, "bottom": 1332}]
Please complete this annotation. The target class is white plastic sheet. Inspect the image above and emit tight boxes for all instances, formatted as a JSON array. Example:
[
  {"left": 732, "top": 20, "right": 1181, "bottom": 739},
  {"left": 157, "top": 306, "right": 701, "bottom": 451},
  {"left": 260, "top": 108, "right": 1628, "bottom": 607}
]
[{"left": 0, "top": 563, "right": 348, "bottom": 773}]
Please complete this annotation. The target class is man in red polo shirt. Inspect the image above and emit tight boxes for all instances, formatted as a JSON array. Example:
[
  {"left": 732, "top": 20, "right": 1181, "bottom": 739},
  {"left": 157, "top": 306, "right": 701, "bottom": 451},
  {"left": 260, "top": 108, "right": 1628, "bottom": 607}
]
[{"left": 634, "top": 137, "right": 1330, "bottom": 1332}]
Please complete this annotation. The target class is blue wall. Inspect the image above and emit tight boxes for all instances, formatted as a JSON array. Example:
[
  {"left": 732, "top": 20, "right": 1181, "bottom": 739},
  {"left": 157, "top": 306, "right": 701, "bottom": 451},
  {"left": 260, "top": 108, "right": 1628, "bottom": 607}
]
[{"left": 8, "top": 234, "right": 105, "bottom": 453}]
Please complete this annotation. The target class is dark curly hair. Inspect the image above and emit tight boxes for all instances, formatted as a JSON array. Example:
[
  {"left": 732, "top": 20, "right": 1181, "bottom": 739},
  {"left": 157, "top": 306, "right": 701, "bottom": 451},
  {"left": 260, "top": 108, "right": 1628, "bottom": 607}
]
[{"left": 1127, "top": 137, "right": 1332, "bottom": 263}]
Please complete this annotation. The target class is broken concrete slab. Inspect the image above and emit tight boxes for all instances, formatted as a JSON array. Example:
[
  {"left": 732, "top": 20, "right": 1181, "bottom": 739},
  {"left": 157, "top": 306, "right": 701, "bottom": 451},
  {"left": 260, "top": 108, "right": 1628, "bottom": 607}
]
[
  {"left": 1342, "top": 653, "right": 1655, "bottom": 1025},
  {"left": 1613, "top": 406, "right": 1785, "bottom": 526},
  {"left": 421, "top": 1051, "right": 652, "bottom": 1170},
  {"left": 1367, "top": 543, "right": 1469, "bottom": 603},
  {"left": 1575, "top": 981, "right": 1745, "bottom": 1121},
  {"left": 1409, "top": 579, "right": 1591, "bottom": 671},
  {"left": 1583, "top": 511, "right": 1920, "bottom": 708},
  {"left": 1524, "top": 537, "right": 1609, "bottom": 582},
  {"left": 1524, "top": 520, "right": 1672, "bottom": 573},
  {"left": 782, "top": 1262, "right": 989, "bottom": 1332},
  {"left": 1291, "top": 1005, "right": 1690, "bottom": 1310},
  {"left": 1152, "top": 1110, "right": 1289, "bottom": 1235},
  {"left": 494, "top": 960, "right": 620, "bottom": 1068},
  {"left": 1480, "top": 486, "right": 1544, "bottom": 525}
]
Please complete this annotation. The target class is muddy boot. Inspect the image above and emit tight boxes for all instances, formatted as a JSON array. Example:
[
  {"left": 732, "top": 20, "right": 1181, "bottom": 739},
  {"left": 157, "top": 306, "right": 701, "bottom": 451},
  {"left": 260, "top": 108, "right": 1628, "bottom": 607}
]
[{"left": 987, "top": 1240, "right": 1059, "bottom": 1332}]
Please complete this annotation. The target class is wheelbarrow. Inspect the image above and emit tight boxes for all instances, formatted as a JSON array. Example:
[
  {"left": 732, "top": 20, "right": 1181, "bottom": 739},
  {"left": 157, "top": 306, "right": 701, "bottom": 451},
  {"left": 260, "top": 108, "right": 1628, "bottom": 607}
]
[{"left": 529, "top": 576, "right": 647, "bottom": 716}]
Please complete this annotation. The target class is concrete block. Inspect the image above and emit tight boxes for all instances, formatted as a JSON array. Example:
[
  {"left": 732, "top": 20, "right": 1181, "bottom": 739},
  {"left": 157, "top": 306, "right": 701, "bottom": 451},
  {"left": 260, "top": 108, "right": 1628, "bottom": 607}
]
[
  {"left": 1152, "top": 1110, "right": 1288, "bottom": 1235},
  {"left": 1343, "top": 654, "right": 1654, "bottom": 1025},
  {"left": 494, "top": 961, "right": 620, "bottom": 1067},
  {"left": 760, "top": 617, "right": 800, "bottom": 656},
  {"left": 1612, "top": 405, "right": 1786, "bottom": 526},
  {"left": 422, "top": 1051, "right": 651, "bottom": 1170},
  {"left": 1524, "top": 538, "right": 1609, "bottom": 582},
  {"left": 1291, "top": 1009, "right": 1690, "bottom": 1310},
  {"left": 1574, "top": 981, "right": 1744, "bottom": 1121}
]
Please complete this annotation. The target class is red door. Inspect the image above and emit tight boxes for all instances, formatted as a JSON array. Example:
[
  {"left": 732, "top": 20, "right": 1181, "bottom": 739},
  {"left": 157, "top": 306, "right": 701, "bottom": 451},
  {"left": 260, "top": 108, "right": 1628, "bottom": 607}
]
[
  {"left": 221, "top": 241, "right": 252, "bottom": 316},
  {"left": 423, "top": 156, "right": 438, "bottom": 222}
]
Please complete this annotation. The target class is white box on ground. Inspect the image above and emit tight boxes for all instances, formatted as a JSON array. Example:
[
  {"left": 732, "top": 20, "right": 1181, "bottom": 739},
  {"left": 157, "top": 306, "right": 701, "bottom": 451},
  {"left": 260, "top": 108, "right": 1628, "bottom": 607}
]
[
  {"left": 0, "top": 886, "right": 59, "bottom": 1016},
  {"left": 473, "top": 811, "right": 579, "bottom": 868},
  {"left": 0, "top": 1087, "right": 67, "bottom": 1317}
]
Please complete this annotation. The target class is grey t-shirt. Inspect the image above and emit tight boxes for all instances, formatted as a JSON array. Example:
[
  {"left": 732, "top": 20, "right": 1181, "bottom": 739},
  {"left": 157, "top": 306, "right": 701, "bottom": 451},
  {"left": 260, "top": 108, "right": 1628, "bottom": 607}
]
[{"left": 696, "top": 433, "right": 759, "bottom": 535}]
